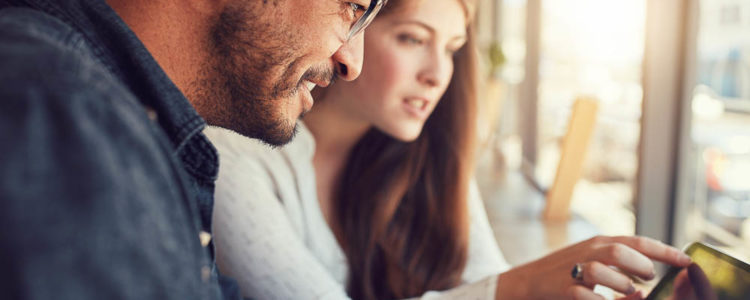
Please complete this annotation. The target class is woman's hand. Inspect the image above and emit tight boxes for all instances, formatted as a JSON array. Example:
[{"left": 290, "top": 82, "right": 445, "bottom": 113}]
[
  {"left": 494, "top": 235, "right": 692, "bottom": 300},
  {"left": 667, "top": 263, "right": 717, "bottom": 300}
]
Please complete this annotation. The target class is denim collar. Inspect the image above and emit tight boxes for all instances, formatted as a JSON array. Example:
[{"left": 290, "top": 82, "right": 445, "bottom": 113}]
[{"left": 0, "top": 0, "right": 219, "bottom": 184}]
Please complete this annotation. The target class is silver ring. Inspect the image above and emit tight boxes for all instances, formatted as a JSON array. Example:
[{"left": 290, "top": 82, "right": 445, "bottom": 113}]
[{"left": 571, "top": 263, "right": 584, "bottom": 282}]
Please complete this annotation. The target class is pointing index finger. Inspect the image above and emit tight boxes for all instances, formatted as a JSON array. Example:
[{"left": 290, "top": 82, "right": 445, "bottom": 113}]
[{"left": 611, "top": 236, "right": 692, "bottom": 267}]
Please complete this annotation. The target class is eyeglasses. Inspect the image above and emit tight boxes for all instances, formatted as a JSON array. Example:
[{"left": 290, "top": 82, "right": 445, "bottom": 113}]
[{"left": 347, "top": 0, "right": 388, "bottom": 40}]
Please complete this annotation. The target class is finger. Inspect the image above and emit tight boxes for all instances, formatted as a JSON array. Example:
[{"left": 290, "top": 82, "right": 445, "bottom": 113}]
[
  {"left": 567, "top": 285, "right": 606, "bottom": 300},
  {"left": 617, "top": 290, "right": 644, "bottom": 300},
  {"left": 592, "top": 243, "right": 657, "bottom": 280},
  {"left": 611, "top": 236, "right": 692, "bottom": 267},
  {"left": 672, "top": 268, "right": 693, "bottom": 298},
  {"left": 580, "top": 261, "right": 637, "bottom": 295},
  {"left": 687, "top": 263, "right": 718, "bottom": 300}
]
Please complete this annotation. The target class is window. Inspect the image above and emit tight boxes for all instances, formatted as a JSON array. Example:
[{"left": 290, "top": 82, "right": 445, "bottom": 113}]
[
  {"left": 535, "top": 0, "right": 645, "bottom": 235},
  {"left": 681, "top": 0, "right": 750, "bottom": 259},
  {"left": 477, "top": 0, "right": 750, "bottom": 259}
]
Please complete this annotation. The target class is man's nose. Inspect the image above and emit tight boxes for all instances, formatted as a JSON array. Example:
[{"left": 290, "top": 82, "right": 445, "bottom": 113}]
[{"left": 331, "top": 33, "right": 364, "bottom": 81}]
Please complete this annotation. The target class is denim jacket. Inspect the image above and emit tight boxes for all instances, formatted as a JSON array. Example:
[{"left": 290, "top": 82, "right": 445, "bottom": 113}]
[{"left": 0, "top": 0, "right": 240, "bottom": 298}]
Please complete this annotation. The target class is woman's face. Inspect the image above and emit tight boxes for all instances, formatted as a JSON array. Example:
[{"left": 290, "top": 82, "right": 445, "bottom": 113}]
[{"left": 324, "top": 0, "right": 468, "bottom": 141}]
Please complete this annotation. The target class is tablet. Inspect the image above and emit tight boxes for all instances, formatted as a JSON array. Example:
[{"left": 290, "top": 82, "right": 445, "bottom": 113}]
[{"left": 646, "top": 242, "right": 750, "bottom": 300}]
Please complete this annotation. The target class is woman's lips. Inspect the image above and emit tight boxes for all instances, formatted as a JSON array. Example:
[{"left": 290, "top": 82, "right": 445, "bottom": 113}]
[
  {"left": 403, "top": 97, "right": 431, "bottom": 119},
  {"left": 406, "top": 98, "right": 427, "bottom": 109}
]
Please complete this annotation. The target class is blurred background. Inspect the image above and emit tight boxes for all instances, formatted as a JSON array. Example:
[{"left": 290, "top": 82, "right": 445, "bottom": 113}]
[{"left": 471, "top": 0, "right": 750, "bottom": 271}]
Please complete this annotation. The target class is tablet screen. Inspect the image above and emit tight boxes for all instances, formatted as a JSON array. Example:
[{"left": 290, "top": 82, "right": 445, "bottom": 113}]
[{"left": 646, "top": 243, "right": 750, "bottom": 300}]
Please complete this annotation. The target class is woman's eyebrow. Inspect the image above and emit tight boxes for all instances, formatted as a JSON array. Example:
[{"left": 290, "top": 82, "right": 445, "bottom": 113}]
[
  {"left": 391, "top": 20, "right": 467, "bottom": 41},
  {"left": 391, "top": 20, "right": 435, "bottom": 34}
]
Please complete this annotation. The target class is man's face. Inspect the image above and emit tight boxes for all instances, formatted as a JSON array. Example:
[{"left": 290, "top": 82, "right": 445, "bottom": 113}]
[{"left": 194, "top": 0, "right": 370, "bottom": 146}]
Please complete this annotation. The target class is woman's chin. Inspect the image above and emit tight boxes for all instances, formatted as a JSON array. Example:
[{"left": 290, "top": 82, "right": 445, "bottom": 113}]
[
  {"left": 387, "top": 129, "right": 423, "bottom": 142},
  {"left": 378, "top": 122, "right": 426, "bottom": 142}
]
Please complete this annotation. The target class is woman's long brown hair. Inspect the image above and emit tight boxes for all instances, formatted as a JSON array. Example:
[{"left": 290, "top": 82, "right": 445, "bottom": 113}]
[{"left": 331, "top": 1, "right": 480, "bottom": 299}]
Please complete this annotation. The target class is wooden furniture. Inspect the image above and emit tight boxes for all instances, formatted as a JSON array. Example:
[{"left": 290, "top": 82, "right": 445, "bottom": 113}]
[
  {"left": 477, "top": 171, "right": 600, "bottom": 265},
  {"left": 544, "top": 97, "right": 599, "bottom": 221}
]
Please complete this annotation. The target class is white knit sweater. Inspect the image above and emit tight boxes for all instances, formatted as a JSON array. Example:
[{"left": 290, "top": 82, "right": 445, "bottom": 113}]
[{"left": 205, "top": 123, "right": 509, "bottom": 300}]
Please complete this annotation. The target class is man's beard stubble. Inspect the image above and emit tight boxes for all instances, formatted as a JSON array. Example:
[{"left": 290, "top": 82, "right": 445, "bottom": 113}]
[{"left": 190, "top": 3, "right": 302, "bottom": 147}]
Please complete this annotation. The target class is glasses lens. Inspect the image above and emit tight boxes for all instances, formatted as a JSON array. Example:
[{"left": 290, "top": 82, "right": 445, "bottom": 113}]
[{"left": 347, "top": 0, "right": 387, "bottom": 40}]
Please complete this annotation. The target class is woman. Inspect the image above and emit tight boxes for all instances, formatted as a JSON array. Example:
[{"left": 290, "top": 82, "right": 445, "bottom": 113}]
[{"left": 205, "top": 0, "right": 691, "bottom": 299}]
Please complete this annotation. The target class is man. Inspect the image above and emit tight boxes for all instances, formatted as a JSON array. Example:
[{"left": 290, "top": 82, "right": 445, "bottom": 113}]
[{"left": 0, "top": 0, "right": 383, "bottom": 299}]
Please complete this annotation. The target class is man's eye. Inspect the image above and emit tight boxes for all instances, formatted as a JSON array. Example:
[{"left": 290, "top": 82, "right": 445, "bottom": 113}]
[{"left": 349, "top": 2, "right": 366, "bottom": 20}]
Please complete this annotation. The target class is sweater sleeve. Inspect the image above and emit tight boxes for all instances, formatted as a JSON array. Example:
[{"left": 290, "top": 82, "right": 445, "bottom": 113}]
[
  {"left": 408, "top": 179, "right": 510, "bottom": 300},
  {"left": 210, "top": 128, "right": 509, "bottom": 300},
  {"left": 210, "top": 130, "right": 352, "bottom": 300},
  {"left": 463, "top": 179, "right": 511, "bottom": 282}
]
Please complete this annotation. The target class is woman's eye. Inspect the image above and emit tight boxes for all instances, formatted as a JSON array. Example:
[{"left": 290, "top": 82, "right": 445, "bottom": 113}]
[{"left": 398, "top": 34, "right": 424, "bottom": 45}]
